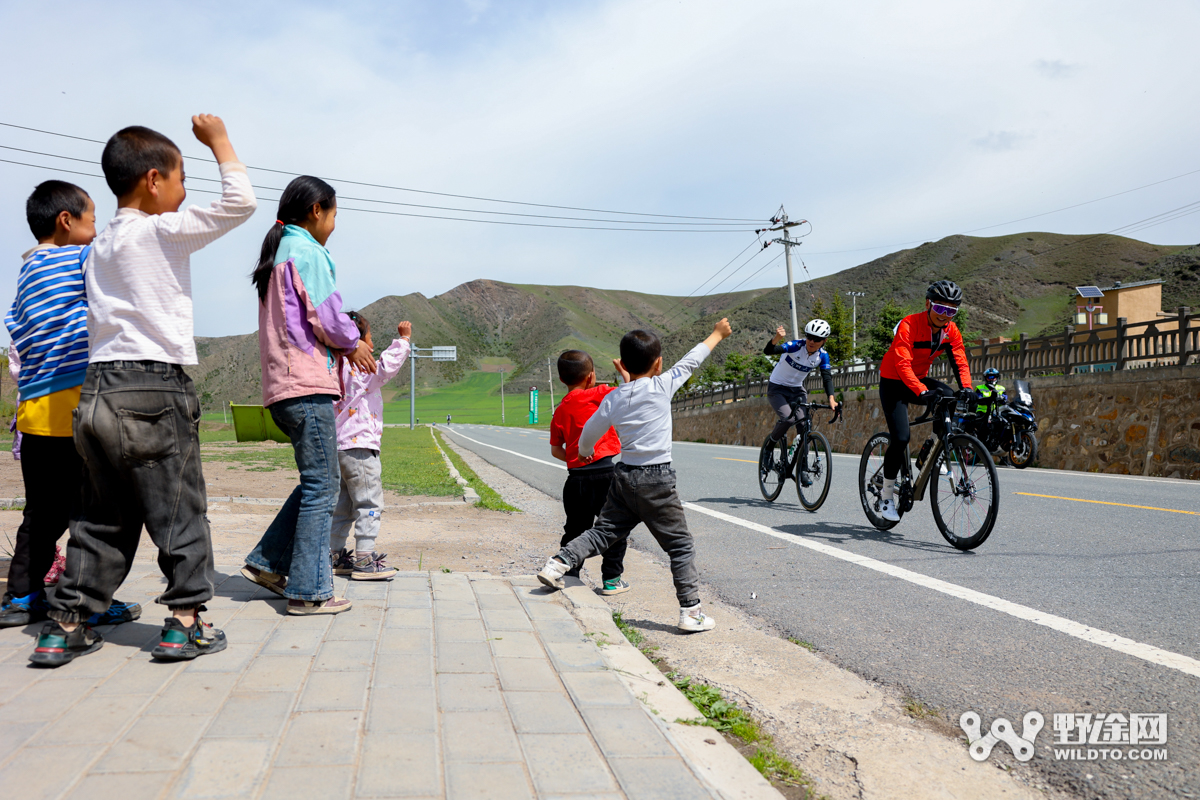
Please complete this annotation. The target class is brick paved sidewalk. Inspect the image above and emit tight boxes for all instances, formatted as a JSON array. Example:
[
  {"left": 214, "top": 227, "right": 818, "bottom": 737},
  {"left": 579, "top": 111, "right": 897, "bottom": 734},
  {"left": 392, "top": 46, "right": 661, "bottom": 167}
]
[{"left": 0, "top": 567, "right": 777, "bottom": 800}]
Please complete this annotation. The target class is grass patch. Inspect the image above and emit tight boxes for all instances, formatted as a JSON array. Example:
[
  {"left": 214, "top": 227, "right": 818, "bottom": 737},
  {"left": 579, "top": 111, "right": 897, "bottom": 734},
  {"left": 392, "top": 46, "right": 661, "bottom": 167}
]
[
  {"left": 433, "top": 429, "right": 519, "bottom": 512},
  {"left": 201, "top": 444, "right": 295, "bottom": 472},
  {"left": 787, "top": 637, "right": 816, "bottom": 652},
  {"left": 902, "top": 697, "right": 941, "bottom": 720},
  {"left": 611, "top": 612, "right": 816, "bottom": 797},
  {"left": 379, "top": 427, "right": 460, "bottom": 497},
  {"left": 612, "top": 610, "right": 645, "bottom": 646},
  {"left": 384, "top": 370, "right": 549, "bottom": 428},
  {"left": 199, "top": 428, "right": 237, "bottom": 443},
  {"left": 672, "top": 675, "right": 814, "bottom": 793}
]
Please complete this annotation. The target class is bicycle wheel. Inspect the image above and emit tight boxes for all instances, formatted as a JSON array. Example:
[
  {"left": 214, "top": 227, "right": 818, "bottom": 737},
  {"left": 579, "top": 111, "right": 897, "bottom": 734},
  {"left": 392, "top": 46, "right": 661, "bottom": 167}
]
[
  {"left": 758, "top": 435, "right": 786, "bottom": 502},
  {"left": 930, "top": 433, "right": 1000, "bottom": 550},
  {"left": 796, "top": 431, "right": 832, "bottom": 511},
  {"left": 1008, "top": 431, "right": 1038, "bottom": 469},
  {"left": 858, "top": 432, "right": 900, "bottom": 530}
]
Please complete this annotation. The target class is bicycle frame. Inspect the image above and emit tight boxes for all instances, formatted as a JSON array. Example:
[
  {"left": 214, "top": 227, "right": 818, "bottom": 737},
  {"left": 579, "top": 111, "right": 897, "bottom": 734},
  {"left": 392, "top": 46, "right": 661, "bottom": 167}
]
[{"left": 906, "top": 396, "right": 961, "bottom": 503}]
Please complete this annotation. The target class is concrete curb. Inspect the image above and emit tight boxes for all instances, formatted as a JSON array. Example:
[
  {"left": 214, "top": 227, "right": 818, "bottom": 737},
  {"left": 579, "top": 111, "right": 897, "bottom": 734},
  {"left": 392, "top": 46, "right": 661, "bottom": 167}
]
[
  {"left": 559, "top": 580, "right": 784, "bottom": 800},
  {"left": 428, "top": 426, "right": 480, "bottom": 503}
]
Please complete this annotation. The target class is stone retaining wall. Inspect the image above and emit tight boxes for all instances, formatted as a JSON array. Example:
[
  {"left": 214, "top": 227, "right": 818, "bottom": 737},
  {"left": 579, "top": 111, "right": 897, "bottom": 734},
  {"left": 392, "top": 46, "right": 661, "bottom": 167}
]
[{"left": 672, "top": 364, "right": 1200, "bottom": 480}]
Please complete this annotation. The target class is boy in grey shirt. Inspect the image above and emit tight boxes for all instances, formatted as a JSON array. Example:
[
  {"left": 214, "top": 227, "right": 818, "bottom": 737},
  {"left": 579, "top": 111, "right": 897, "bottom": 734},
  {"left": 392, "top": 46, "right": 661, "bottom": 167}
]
[{"left": 538, "top": 318, "right": 732, "bottom": 632}]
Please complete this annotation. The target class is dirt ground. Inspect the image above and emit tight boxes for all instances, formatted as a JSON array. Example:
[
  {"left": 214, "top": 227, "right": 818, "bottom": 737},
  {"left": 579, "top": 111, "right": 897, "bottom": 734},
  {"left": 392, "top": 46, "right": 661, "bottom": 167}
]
[{"left": 0, "top": 440, "right": 565, "bottom": 598}]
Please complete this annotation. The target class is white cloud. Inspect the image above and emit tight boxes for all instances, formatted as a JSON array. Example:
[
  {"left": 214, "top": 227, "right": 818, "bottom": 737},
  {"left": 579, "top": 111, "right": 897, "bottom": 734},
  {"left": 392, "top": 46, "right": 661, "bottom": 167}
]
[{"left": 1034, "top": 59, "right": 1081, "bottom": 79}]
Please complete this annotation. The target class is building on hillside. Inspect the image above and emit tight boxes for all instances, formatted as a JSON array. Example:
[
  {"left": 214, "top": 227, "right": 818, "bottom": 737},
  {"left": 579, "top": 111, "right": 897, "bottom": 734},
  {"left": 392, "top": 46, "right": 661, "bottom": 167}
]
[
  {"left": 1070, "top": 279, "right": 1197, "bottom": 372},
  {"left": 1073, "top": 279, "right": 1165, "bottom": 332}
]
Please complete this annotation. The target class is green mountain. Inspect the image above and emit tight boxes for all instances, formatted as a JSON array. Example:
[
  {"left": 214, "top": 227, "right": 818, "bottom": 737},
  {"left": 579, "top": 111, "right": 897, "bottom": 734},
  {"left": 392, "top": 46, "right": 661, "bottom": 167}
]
[
  {"left": 190, "top": 281, "right": 771, "bottom": 411},
  {"left": 660, "top": 232, "right": 1200, "bottom": 369},
  {"left": 191, "top": 232, "right": 1199, "bottom": 412}
]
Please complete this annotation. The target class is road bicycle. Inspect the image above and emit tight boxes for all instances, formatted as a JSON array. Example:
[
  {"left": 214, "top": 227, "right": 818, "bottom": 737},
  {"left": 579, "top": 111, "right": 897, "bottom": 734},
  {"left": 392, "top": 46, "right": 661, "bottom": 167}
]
[
  {"left": 858, "top": 393, "right": 1000, "bottom": 550},
  {"left": 758, "top": 402, "right": 842, "bottom": 511}
]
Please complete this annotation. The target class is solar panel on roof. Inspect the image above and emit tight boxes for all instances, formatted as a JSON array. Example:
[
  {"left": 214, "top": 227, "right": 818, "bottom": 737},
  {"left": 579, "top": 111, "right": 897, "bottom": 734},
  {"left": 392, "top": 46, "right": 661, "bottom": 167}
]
[{"left": 1075, "top": 286, "right": 1104, "bottom": 298}]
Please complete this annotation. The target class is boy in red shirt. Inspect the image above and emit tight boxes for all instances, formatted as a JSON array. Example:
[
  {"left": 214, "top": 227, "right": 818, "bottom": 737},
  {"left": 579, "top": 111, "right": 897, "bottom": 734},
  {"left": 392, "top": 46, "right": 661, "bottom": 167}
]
[{"left": 549, "top": 350, "right": 629, "bottom": 595}]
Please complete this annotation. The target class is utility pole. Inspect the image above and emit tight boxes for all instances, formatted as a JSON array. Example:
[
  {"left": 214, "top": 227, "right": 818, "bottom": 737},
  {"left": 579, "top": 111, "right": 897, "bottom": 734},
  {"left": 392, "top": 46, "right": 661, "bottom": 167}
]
[
  {"left": 408, "top": 345, "right": 458, "bottom": 430},
  {"left": 765, "top": 209, "right": 807, "bottom": 340},
  {"left": 499, "top": 368, "right": 506, "bottom": 424},
  {"left": 846, "top": 291, "right": 866, "bottom": 356},
  {"left": 546, "top": 357, "right": 555, "bottom": 409}
]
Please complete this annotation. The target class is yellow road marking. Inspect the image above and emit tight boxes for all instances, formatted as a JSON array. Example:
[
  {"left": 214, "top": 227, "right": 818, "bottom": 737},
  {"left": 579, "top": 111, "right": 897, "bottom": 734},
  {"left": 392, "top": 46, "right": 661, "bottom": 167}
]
[
  {"left": 714, "top": 457, "right": 758, "bottom": 464},
  {"left": 1015, "top": 492, "right": 1200, "bottom": 516}
]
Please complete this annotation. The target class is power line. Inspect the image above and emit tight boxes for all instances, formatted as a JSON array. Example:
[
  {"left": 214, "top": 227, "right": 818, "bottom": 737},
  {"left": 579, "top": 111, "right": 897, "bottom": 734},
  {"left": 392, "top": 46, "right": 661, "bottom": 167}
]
[
  {"left": 0, "top": 157, "right": 755, "bottom": 233},
  {"left": 663, "top": 243, "right": 775, "bottom": 326},
  {"left": 0, "top": 121, "right": 764, "bottom": 223},
  {"left": 0, "top": 144, "right": 752, "bottom": 228},
  {"left": 657, "top": 236, "right": 762, "bottom": 322}
]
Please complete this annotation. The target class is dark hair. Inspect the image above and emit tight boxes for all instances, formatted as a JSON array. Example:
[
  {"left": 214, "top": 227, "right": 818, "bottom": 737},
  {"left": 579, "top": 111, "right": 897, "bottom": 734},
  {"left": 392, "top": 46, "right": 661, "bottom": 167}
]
[
  {"left": 26, "top": 180, "right": 90, "bottom": 239},
  {"left": 251, "top": 176, "right": 337, "bottom": 301},
  {"left": 347, "top": 310, "right": 370, "bottom": 338},
  {"left": 557, "top": 350, "right": 594, "bottom": 386},
  {"left": 619, "top": 330, "right": 661, "bottom": 375},
  {"left": 100, "top": 126, "right": 181, "bottom": 197}
]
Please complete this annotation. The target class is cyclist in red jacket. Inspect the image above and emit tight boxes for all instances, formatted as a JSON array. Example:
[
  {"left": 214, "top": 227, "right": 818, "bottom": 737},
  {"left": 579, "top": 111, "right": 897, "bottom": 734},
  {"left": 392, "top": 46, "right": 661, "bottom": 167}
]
[{"left": 876, "top": 280, "right": 974, "bottom": 521}]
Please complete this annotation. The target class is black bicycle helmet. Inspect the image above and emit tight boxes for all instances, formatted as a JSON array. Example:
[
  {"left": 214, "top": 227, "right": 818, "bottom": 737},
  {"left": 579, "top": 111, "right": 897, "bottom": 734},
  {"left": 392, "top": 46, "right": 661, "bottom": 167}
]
[{"left": 926, "top": 279, "right": 963, "bottom": 304}]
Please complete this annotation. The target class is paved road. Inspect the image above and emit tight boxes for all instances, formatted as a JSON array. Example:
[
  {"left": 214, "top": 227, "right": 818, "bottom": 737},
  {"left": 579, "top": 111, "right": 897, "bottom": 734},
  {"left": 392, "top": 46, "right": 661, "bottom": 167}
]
[{"left": 441, "top": 423, "right": 1200, "bottom": 800}]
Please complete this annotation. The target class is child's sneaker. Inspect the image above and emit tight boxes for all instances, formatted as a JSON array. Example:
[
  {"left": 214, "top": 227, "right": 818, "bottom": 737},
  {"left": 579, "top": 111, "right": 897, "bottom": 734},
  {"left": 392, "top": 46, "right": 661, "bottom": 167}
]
[
  {"left": 287, "top": 597, "right": 353, "bottom": 616},
  {"left": 151, "top": 611, "right": 227, "bottom": 661},
  {"left": 600, "top": 577, "right": 631, "bottom": 595},
  {"left": 678, "top": 605, "right": 716, "bottom": 633},
  {"left": 86, "top": 600, "right": 142, "bottom": 626},
  {"left": 537, "top": 556, "right": 570, "bottom": 590},
  {"left": 0, "top": 591, "right": 48, "bottom": 628},
  {"left": 331, "top": 548, "right": 355, "bottom": 576},
  {"left": 351, "top": 551, "right": 398, "bottom": 581},
  {"left": 240, "top": 565, "right": 287, "bottom": 597},
  {"left": 28, "top": 621, "right": 104, "bottom": 667}
]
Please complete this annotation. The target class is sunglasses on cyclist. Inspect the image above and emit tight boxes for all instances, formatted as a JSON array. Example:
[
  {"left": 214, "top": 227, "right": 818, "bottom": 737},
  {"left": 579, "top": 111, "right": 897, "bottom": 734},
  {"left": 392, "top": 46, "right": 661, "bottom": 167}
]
[
  {"left": 805, "top": 335, "right": 827, "bottom": 343},
  {"left": 930, "top": 303, "right": 959, "bottom": 318}
]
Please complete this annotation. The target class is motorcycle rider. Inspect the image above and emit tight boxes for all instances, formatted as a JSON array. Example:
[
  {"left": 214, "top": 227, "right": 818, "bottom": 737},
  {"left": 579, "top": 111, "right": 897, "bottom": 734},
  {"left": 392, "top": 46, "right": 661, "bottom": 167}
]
[
  {"left": 876, "top": 280, "right": 974, "bottom": 522},
  {"left": 973, "top": 368, "right": 1007, "bottom": 418}
]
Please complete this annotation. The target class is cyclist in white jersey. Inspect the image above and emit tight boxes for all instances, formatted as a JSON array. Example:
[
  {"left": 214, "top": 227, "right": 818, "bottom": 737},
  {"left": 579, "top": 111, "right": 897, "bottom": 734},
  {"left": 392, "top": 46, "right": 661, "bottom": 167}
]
[{"left": 763, "top": 319, "right": 838, "bottom": 445}]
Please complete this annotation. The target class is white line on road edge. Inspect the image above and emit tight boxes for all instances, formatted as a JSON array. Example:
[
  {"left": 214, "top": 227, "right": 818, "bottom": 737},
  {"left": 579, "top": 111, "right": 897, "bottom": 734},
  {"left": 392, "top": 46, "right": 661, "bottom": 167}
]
[
  {"left": 447, "top": 426, "right": 1200, "bottom": 679},
  {"left": 442, "top": 428, "right": 567, "bottom": 471},
  {"left": 683, "top": 502, "right": 1200, "bottom": 679}
]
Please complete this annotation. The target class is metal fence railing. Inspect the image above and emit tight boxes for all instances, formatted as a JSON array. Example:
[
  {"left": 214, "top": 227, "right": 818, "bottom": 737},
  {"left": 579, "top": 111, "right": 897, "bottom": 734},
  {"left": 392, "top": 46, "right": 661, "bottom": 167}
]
[{"left": 672, "top": 308, "right": 1198, "bottom": 412}]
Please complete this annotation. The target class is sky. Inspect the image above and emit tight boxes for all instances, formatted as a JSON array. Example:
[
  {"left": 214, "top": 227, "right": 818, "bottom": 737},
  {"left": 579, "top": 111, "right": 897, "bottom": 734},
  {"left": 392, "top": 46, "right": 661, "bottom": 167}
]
[{"left": 2, "top": 0, "right": 1199, "bottom": 342}]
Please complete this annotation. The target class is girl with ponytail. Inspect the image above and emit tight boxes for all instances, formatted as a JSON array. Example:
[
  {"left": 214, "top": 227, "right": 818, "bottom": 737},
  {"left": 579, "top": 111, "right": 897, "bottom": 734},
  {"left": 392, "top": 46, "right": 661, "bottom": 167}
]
[{"left": 242, "top": 176, "right": 377, "bottom": 616}]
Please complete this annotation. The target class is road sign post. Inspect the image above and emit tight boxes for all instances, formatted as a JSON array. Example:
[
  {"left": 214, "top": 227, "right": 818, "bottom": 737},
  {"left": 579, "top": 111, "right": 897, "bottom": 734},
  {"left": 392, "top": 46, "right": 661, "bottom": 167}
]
[
  {"left": 408, "top": 345, "right": 458, "bottom": 430},
  {"left": 528, "top": 387, "right": 538, "bottom": 425}
]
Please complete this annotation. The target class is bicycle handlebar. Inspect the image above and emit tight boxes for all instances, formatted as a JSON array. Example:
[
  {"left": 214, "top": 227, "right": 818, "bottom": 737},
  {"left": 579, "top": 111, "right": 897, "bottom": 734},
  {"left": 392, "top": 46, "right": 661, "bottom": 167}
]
[{"left": 797, "top": 402, "right": 842, "bottom": 423}]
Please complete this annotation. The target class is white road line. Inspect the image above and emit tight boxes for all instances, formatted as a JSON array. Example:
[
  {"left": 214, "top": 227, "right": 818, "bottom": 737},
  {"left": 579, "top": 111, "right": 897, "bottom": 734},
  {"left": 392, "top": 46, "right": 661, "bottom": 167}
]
[
  {"left": 683, "top": 502, "right": 1200, "bottom": 679},
  {"left": 450, "top": 426, "right": 1200, "bottom": 678},
  {"left": 442, "top": 428, "right": 566, "bottom": 471}
]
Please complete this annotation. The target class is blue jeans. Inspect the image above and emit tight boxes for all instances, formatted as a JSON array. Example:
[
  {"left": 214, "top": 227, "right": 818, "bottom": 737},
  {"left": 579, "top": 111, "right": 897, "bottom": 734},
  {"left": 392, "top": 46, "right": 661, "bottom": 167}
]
[{"left": 245, "top": 395, "right": 339, "bottom": 601}]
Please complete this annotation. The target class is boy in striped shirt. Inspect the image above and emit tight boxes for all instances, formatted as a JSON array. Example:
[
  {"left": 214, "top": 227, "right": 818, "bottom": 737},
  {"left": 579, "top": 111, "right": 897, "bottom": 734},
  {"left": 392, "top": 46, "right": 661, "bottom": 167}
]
[
  {"left": 31, "top": 116, "right": 257, "bottom": 667},
  {"left": 1, "top": 182, "right": 140, "bottom": 629}
]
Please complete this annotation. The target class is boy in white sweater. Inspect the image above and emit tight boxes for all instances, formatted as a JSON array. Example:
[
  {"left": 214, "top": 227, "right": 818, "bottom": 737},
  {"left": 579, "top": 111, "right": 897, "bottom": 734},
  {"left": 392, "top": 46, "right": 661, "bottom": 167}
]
[
  {"left": 539, "top": 318, "right": 732, "bottom": 632},
  {"left": 32, "top": 116, "right": 256, "bottom": 667}
]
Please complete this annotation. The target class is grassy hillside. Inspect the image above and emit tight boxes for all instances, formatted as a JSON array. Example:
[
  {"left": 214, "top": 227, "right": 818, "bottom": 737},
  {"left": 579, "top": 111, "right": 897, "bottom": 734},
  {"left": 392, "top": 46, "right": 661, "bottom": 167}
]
[
  {"left": 189, "top": 281, "right": 769, "bottom": 412},
  {"left": 190, "top": 231, "right": 1199, "bottom": 412},
  {"left": 661, "top": 232, "right": 1199, "bottom": 369}
]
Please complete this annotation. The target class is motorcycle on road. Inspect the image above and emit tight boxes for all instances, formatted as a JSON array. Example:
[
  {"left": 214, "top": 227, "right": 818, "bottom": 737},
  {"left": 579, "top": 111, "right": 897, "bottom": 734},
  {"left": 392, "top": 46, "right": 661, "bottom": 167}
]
[{"left": 959, "top": 379, "right": 1039, "bottom": 469}]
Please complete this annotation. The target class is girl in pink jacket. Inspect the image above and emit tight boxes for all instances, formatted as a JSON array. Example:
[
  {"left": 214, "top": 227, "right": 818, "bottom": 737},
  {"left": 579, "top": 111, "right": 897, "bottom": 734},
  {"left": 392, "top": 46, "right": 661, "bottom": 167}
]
[{"left": 330, "top": 313, "right": 411, "bottom": 579}]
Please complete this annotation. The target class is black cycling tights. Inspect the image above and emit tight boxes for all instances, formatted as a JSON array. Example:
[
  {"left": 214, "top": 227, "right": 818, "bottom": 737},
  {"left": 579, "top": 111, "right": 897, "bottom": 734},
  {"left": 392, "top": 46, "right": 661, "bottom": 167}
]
[{"left": 879, "top": 377, "right": 954, "bottom": 480}]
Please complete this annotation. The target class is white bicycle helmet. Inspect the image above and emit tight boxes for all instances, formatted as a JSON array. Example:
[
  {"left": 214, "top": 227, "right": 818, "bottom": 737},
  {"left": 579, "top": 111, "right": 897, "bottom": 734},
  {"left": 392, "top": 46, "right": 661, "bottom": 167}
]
[{"left": 804, "top": 318, "right": 831, "bottom": 339}]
